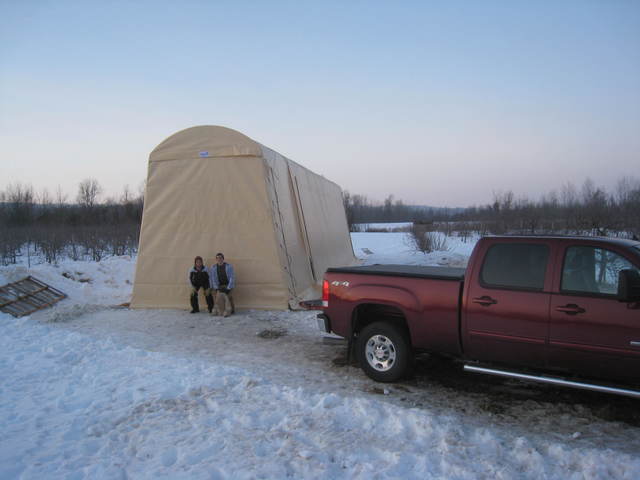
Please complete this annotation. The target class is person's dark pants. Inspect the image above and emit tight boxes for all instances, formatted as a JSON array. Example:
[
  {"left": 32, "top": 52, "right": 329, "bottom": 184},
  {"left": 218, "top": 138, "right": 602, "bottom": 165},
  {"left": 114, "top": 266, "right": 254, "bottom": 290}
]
[{"left": 190, "top": 286, "right": 214, "bottom": 313}]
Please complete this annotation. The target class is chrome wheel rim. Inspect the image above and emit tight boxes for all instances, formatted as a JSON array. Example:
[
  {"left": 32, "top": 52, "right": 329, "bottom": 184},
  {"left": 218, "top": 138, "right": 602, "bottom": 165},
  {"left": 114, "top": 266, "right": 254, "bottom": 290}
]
[{"left": 365, "top": 334, "right": 396, "bottom": 372}]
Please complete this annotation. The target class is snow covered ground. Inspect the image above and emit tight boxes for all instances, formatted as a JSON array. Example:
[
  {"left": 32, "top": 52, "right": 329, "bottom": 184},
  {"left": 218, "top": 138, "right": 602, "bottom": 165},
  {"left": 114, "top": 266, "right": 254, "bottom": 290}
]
[{"left": 1, "top": 232, "right": 640, "bottom": 479}]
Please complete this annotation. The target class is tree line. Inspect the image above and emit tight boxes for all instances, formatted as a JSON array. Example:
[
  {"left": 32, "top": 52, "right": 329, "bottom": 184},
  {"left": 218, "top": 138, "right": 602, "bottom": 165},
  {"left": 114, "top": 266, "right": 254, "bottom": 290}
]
[
  {"left": 2, "top": 175, "right": 638, "bottom": 266},
  {"left": 342, "top": 192, "right": 464, "bottom": 227},
  {"left": 0, "top": 179, "right": 143, "bottom": 265},
  {"left": 344, "top": 177, "right": 640, "bottom": 240}
]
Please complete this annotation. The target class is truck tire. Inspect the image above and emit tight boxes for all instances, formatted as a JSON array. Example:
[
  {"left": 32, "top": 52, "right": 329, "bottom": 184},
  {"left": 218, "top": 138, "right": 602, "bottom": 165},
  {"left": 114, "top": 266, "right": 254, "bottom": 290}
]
[{"left": 357, "top": 322, "right": 412, "bottom": 382}]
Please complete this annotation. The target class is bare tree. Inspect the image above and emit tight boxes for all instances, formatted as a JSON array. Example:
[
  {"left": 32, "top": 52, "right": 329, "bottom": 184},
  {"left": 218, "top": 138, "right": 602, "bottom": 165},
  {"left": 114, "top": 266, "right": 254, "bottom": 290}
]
[
  {"left": 137, "top": 180, "right": 146, "bottom": 204},
  {"left": 121, "top": 184, "right": 133, "bottom": 204},
  {"left": 5, "top": 182, "right": 35, "bottom": 225},
  {"left": 5, "top": 182, "right": 35, "bottom": 204},
  {"left": 0, "top": 188, "right": 6, "bottom": 222},
  {"left": 55, "top": 185, "right": 68, "bottom": 207},
  {"left": 560, "top": 182, "right": 579, "bottom": 233},
  {"left": 77, "top": 178, "right": 102, "bottom": 208},
  {"left": 343, "top": 191, "right": 357, "bottom": 231},
  {"left": 581, "top": 178, "right": 609, "bottom": 235},
  {"left": 37, "top": 188, "right": 52, "bottom": 207},
  {"left": 615, "top": 176, "right": 640, "bottom": 238},
  {"left": 540, "top": 190, "right": 560, "bottom": 232},
  {"left": 489, "top": 190, "right": 515, "bottom": 234}
]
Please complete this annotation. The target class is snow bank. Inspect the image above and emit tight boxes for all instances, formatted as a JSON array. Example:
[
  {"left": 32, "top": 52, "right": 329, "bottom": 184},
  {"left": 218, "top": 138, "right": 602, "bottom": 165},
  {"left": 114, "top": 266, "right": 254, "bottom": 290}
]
[{"left": 0, "top": 255, "right": 134, "bottom": 321}]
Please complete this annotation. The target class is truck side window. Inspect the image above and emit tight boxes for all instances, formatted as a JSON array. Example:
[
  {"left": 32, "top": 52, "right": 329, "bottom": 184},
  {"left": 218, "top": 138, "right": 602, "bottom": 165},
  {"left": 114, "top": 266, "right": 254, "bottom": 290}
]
[
  {"left": 561, "top": 246, "right": 638, "bottom": 295},
  {"left": 480, "top": 244, "right": 549, "bottom": 291}
]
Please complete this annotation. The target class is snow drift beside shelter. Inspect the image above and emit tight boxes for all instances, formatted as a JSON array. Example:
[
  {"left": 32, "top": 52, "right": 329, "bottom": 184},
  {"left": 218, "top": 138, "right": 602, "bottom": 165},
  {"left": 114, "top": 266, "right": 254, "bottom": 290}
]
[{"left": 131, "top": 126, "right": 356, "bottom": 310}]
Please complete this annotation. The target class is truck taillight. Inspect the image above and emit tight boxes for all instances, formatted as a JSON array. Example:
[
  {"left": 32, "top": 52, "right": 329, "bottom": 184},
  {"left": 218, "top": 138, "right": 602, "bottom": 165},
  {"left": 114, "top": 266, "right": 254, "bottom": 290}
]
[{"left": 322, "top": 279, "right": 329, "bottom": 307}]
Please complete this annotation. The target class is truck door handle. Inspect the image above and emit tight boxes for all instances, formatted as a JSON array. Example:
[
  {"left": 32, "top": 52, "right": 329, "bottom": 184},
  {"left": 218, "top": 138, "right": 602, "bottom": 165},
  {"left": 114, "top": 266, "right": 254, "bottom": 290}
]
[
  {"left": 472, "top": 296, "right": 497, "bottom": 306},
  {"left": 555, "top": 304, "right": 586, "bottom": 315}
]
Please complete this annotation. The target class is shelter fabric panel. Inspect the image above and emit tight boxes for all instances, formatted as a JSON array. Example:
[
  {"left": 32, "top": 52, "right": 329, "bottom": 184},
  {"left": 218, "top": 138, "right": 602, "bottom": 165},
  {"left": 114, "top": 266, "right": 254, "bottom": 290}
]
[
  {"left": 287, "top": 161, "right": 356, "bottom": 278},
  {"left": 132, "top": 155, "right": 288, "bottom": 310},
  {"left": 261, "top": 148, "right": 316, "bottom": 301}
]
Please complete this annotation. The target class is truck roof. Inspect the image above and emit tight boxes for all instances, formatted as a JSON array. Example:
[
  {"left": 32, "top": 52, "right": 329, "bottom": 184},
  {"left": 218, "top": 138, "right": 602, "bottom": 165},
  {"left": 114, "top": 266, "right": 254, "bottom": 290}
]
[{"left": 486, "top": 235, "right": 640, "bottom": 248}]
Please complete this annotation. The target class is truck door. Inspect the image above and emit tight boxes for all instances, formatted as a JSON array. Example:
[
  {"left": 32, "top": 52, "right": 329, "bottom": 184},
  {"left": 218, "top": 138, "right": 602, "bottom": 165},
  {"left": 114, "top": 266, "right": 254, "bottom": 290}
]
[
  {"left": 463, "top": 241, "right": 553, "bottom": 368},
  {"left": 548, "top": 244, "right": 640, "bottom": 382}
]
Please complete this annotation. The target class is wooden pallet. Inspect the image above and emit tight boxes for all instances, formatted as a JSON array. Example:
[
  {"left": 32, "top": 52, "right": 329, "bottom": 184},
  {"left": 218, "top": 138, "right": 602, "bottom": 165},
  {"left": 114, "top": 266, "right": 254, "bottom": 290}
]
[{"left": 0, "top": 276, "right": 67, "bottom": 317}]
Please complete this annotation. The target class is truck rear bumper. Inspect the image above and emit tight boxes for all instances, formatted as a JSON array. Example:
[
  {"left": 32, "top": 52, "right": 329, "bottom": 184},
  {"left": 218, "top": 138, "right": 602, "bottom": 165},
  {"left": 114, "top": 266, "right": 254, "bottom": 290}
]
[
  {"left": 299, "top": 299, "right": 324, "bottom": 310},
  {"left": 317, "top": 314, "right": 331, "bottom": 333}
]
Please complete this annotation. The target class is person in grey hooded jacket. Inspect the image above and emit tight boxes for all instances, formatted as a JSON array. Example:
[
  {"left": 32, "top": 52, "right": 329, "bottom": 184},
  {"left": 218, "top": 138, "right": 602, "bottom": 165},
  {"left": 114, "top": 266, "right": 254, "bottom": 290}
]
[{"left": 209, "top": 252, "right": 235, "bottom": 316}]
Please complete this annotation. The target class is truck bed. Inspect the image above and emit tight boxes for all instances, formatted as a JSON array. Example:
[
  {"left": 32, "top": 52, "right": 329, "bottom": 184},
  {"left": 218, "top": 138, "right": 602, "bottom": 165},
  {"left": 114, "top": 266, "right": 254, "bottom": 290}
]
[{"left": 326, "top": 264, "right": 465, "bottom": 281}]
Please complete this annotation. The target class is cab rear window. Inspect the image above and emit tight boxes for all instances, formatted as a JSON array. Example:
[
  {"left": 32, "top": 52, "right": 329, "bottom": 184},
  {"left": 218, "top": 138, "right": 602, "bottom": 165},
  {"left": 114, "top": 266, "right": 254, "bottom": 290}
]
[{"left": 480, "top": 243, "right": 549, "bottom": 291}]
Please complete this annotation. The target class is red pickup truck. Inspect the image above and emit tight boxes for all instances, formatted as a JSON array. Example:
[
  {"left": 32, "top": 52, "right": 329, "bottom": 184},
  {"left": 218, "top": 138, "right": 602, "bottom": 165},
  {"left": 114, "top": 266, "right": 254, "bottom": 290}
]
[{"left": 317, "top": 236, "right": 640, "bottom": 397}]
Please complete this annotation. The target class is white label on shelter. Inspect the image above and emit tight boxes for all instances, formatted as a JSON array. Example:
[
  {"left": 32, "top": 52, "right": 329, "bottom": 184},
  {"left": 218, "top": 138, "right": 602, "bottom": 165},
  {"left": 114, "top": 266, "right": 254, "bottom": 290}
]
[{"left": 199, "top": 151, "right": 209, "bottom": 157}]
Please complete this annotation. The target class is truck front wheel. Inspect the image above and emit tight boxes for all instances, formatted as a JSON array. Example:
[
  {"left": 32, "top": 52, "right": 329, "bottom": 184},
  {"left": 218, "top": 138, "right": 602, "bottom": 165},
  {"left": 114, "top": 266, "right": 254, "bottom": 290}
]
[{"left": 357, "top": 322, "right": 412, "bottom": 382}]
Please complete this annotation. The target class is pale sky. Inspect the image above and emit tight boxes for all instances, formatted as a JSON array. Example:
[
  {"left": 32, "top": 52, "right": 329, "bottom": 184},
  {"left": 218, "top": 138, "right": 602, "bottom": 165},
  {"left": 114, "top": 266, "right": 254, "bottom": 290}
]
[{"left": 1, "top": 0, "right": 639, "bottom": 206}]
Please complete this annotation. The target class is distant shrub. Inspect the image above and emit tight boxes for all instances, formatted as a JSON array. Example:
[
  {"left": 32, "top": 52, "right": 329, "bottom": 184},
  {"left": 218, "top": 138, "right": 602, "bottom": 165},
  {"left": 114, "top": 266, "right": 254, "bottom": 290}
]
[
  {"left": 408, "top": 224, "right": 450, "bottom": 254},
  {"left": 350, "top": 224, "right": 367, "bottom": 233}
]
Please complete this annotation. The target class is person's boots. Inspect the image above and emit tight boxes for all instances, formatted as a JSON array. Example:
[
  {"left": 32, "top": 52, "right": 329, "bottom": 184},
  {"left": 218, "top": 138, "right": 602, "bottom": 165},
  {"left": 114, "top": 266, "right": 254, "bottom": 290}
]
[
  {"left": 205, "top": 293, "right": 214, "bottom": 314},
  {"left": 190, "top": 293, "right": 199, "bottom": 313}
]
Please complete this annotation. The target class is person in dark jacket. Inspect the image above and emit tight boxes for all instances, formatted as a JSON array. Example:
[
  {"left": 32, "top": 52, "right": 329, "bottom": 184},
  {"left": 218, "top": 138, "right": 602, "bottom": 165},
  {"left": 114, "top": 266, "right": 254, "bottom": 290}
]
[
  {"left": 210, "top": 252, "right": 235, "bottom": 317},
  {"left": 189, "top": 256, "right": 213, "bottom": 313}
]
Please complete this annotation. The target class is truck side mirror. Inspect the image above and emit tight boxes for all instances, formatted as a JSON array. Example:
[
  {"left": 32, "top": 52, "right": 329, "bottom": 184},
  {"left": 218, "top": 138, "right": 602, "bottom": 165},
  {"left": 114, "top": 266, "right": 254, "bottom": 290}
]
[{"left": 617, "top": 269, "right": 640, "bottom": 302}]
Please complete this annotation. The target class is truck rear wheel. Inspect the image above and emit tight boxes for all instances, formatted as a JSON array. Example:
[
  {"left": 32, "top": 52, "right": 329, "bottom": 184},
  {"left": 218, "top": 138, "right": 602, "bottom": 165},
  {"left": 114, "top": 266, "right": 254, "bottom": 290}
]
[{"left": 357, "top": 322, "right": 412, "bottom": 382}]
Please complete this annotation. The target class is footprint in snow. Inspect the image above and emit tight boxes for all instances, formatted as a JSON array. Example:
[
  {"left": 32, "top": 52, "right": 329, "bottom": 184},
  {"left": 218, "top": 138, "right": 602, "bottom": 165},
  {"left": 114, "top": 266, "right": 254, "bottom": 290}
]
[{"left": 161, "top": 447, "right": 178, "bottom": 467}]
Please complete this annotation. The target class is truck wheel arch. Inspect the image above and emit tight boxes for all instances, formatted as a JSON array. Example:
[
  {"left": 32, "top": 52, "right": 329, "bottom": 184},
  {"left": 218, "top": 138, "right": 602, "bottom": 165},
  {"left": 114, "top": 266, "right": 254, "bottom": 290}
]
[{"left": 350, "top": 302, "right": 413, "bottom": 343}]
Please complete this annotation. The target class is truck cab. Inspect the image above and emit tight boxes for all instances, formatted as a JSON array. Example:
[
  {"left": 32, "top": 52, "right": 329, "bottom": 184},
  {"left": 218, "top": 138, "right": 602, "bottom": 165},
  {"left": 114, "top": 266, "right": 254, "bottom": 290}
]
[{"left": 462, "top": 237, "right": 640, "bottom": 383}]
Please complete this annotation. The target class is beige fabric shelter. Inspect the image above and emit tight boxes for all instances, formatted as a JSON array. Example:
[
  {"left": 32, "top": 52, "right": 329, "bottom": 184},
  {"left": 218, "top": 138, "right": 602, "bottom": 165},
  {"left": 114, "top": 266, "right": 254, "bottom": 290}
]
[{"left": 131, "top": 125, "right": 356, "bottom": 310}]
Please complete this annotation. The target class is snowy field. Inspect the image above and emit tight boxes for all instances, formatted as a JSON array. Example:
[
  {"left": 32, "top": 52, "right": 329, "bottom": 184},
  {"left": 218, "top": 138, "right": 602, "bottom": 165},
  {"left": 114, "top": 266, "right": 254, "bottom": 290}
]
[
  {"left": 353, "top": 222, "right": 413, "bottom": 231},
  {"left": 1, "top": 232, "right": 640, "bottom": 479},
  {"left": 351, "top": 230, "right": 475, "bottom": 267}
]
